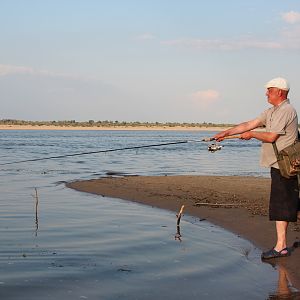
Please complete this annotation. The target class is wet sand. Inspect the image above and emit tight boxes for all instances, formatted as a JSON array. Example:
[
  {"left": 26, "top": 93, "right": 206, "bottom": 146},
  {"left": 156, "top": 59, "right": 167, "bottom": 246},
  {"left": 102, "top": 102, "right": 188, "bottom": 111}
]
[{"left": 67, "top": 175, "right": 300, "bottom": 289}]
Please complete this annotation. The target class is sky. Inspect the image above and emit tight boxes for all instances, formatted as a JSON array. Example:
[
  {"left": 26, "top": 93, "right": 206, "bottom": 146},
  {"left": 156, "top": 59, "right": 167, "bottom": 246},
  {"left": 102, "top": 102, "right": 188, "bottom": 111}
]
[{"left": 1, "top": 0, "right": 300, "bottom": 124}]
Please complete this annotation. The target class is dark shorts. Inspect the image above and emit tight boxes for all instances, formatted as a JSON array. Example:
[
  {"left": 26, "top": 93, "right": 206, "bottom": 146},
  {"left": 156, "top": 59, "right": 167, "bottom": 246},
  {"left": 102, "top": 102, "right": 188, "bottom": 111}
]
[{"left": 269, "top": 168, "right": 300, "bottom": 222}]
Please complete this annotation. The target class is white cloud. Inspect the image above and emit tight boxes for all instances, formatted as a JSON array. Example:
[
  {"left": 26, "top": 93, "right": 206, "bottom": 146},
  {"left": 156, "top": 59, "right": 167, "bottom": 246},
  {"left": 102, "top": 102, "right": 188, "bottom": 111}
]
[
  {"left": 0, "top": 64, "right": 71, "bottom": 78},
  {"left": 0, "top": 64, "right": 100, "bottom": 83},
  {"left": 190, "top": 89, "right": 220, "bottom": 108},
  {"left": 160, "top": 11, "right": 300, "bottom": 52},
  {"left": 0, "top": 64, "right": 69, "bottom": 78},
  {"left": 135, "top": 33, "right": 156, "bottom": 41},
  {"left": 161, "top": 38, "right": 282, "bottom": 50},
  {"left": 282, "top": 11, "right": 300, "bottom": 24},
  {"left": 0, "top": 64, "right": 35, "bottom": 76},
  {"left": 136, "top": 13, "right": 300, "bottom": 51}
]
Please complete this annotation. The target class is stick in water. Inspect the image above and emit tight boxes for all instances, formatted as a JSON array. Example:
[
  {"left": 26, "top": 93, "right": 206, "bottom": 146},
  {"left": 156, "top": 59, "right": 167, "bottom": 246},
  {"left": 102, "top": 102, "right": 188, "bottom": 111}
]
[
  {"left": 175, "top": 205, "right": 184, "bottom": 241},
  {"left": 176, "top": 205, "right": 185, "bottom": 226}
]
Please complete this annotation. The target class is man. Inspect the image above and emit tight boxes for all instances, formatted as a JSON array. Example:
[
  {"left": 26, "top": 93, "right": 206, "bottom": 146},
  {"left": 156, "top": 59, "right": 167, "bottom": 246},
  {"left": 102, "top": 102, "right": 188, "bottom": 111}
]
[{"left": 214, "top": 77, "right": 299, "bottom": 259}]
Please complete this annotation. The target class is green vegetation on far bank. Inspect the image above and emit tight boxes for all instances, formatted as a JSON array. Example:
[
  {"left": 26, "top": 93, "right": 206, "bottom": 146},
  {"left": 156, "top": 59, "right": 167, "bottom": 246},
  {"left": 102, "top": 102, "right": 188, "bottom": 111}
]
[{"left": 0, "top": 119, "right": 235, "bottom": 128}]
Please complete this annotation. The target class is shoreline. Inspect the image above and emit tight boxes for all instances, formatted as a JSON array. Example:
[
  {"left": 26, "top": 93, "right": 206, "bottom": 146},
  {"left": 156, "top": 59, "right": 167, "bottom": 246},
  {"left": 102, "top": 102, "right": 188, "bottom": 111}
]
[
  {"left": 66, "top": 175, "right": 300, "bottom": 289},
  {"left": 0, "top": 124, "right": 230, "bottom": 131}
]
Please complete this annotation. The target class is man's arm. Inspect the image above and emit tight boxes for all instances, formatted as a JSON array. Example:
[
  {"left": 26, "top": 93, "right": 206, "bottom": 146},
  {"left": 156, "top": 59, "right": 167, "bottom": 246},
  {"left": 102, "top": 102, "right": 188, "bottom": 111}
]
[
  {"left": 214, "top": 118, "right": 263, "bottom": 141},
  {"left": 240, "top": 131, "right": 279, "bottom": 143}
]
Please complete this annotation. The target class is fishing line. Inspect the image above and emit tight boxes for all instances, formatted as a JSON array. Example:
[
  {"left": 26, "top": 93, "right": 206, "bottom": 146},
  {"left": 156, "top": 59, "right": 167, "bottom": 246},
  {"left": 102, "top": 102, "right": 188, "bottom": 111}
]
[
  {"left": 0, "top": 135, "right": 240, "bottom": 167},
  {"left": 0, "top": 140, "right": 191, "bottom": 166}
]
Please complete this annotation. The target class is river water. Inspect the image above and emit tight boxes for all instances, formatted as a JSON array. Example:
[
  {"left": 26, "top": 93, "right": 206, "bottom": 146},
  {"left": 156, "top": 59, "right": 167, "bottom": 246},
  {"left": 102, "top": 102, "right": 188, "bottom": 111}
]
[{"left": 0, "top": 130, "right": 297, "bottom": 299}]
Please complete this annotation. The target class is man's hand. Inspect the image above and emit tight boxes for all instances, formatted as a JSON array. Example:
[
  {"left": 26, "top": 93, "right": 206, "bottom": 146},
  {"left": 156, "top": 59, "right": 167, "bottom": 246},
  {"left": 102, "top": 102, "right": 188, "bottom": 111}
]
[
  {"left": 213, "top": 132, "right": 227, "bottom": 142},
  {"left": 240, "top": 131, "right": 253, "bottom": 140}
]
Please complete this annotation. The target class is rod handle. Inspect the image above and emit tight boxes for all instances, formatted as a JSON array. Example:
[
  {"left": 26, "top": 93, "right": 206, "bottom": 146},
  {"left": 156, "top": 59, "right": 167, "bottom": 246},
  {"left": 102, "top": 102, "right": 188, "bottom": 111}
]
[
  {"left": 202, "top": 135, "right": 241, "bottom": 142},
  {"left": 222, "top": 135, "right": 241, "bottom": 140}
]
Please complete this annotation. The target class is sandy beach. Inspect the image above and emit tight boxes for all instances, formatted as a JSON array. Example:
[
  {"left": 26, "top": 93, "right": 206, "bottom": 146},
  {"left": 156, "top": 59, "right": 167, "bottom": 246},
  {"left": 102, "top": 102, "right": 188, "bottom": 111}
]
[{"left": 67, "top": 175, "right": 300, "bottom": 289}]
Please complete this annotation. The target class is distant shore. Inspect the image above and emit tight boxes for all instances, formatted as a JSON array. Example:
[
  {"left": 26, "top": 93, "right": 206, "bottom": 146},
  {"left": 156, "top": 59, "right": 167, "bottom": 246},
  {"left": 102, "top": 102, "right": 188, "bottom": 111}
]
[{"left": 0, "top": 124, "right": 231, "bottom": 131}]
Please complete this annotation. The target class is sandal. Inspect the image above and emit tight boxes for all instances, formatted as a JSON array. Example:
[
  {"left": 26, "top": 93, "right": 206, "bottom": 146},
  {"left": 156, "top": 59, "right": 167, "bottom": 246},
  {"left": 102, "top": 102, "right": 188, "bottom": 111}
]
[{"left": 261, "top": 247, "right": 290, "bottom": 260}]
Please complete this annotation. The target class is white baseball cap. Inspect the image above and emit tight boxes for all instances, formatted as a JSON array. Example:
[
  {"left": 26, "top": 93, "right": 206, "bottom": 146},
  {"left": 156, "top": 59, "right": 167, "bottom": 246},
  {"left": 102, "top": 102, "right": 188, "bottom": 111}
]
[{"left": 265, "top": 77, "right": 290, "bottom": 91}]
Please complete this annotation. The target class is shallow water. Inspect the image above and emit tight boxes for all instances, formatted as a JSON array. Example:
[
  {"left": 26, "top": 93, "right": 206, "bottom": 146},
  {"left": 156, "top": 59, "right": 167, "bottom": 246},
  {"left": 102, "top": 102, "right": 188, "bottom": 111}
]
[{"left": 0, "top": 130, "right": 297, "bottom": 299}]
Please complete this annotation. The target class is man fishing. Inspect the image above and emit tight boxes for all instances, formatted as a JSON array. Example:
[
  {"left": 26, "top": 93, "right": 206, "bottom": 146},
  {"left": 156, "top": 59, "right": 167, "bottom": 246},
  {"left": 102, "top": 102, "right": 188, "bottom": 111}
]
[{"left": 213, "top": 77, "right": 299, "bottom": 259}]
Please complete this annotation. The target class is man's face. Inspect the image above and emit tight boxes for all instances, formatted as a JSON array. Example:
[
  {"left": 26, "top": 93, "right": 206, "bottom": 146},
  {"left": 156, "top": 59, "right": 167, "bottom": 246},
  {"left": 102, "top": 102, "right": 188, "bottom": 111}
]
[{"left": 266, "top": 87, "right": 280, "bottom": 105}]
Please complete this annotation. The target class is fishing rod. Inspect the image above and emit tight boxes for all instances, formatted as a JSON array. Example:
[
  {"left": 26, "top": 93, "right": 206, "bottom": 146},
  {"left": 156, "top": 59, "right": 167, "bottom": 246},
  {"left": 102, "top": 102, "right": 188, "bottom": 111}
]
[
  {"left": 0, "top": 135, "right": 241, "bottom": 166},
  {"left": 201, "top": 135, "right": 241, "bottom": 142}
]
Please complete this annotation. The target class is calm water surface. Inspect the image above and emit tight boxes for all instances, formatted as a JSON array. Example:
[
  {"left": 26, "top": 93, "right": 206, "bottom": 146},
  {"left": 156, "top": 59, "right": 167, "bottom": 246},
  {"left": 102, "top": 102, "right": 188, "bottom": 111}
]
[{"left": 0, "top": 130, "right": 298, "bottom": 299}]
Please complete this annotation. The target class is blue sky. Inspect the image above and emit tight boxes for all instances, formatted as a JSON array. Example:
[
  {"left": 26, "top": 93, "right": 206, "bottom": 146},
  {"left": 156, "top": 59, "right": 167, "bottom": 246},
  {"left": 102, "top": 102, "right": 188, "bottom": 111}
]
[{"left": 1, "top": 0, "right": 300, "bottom": 123}]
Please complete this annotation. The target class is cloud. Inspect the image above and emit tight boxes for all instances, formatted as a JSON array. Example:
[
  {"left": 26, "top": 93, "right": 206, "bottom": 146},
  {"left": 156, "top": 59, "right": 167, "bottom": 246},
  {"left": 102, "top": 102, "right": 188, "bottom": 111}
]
[
  {"left": 0, "top": 64, "right": 35, "bottom": 76},
  {"left": 0, "top": 64, "right": 101, "bottom": 83},
  {"left": 161, "top": 38, "right": 282, "bottom": 50},
  {"left": 160, "top": 11, "right": 300, "bottom": 51},
  {"left": 190, "top": 89, "right": 220, "bottom": 108},
  {"left": 0, "top": 64, "right": 70, "bottom": 78},
  {"left": 282, "top": 11, "right": 300, "bottom": 24},
  {"left": 135, "top": 33, "right": 156, "bottom": 41},
  {"left": 136, "top": 11, "right": 300, "bottom": 51}
]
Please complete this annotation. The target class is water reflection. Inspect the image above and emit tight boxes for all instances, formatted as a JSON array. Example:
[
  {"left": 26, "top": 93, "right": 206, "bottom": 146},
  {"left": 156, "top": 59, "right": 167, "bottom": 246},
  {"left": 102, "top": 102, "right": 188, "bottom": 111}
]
[
  {"left": 175, "top": 225, "right": 182, "bottom": 242},
  {"left": 33, "top": 187, "right": 39, "bottom": 237},
  {"left": 264, "top": 254, "right": 300, "bottom": 299}
]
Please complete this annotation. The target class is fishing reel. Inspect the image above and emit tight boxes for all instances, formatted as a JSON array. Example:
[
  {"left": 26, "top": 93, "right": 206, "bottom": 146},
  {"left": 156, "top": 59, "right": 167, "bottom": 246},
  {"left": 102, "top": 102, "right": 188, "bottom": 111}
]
[
  {"left": 203, "top": 134, "right": 240, "bottom": 153},
  {"left": 208, "top": 143, "right": 223, "bottom": 153}
]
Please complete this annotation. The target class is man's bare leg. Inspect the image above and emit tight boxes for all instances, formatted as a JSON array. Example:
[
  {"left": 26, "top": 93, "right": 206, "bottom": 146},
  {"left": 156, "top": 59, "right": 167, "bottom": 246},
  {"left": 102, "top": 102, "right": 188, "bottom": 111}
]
[{"left": 274, "top": 221, "right": 289, "bottom": 252}]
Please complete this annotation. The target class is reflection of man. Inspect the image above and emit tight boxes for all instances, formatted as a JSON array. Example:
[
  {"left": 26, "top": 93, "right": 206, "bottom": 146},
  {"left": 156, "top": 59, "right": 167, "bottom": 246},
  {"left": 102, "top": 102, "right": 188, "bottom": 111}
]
[
  {"left": 263, "top": 260, "right": 297, "bottom": 298},
  {"left": 214, "top": 77, "right": 299, "bottom": 259},
  {"left": 276, "top": 264, "right": 292, "bottom": 297}
]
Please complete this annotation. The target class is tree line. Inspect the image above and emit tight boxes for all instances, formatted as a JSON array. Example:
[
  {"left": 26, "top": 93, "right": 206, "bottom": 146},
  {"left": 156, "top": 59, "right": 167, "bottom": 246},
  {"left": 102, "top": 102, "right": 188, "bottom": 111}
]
[{"left": 0, "top": 119, "right": 235, "bottom": 128}]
